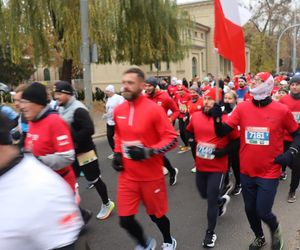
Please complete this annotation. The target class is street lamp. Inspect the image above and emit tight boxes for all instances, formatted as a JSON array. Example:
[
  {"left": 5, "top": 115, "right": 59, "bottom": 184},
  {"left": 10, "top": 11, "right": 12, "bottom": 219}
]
[{"left": 276, "top": 23, "right": 300, "bottom": 74}]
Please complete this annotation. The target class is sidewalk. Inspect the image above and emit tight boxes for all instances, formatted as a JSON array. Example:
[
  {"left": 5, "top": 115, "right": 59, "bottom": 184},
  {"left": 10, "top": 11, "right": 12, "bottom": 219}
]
[{"left": 92, "top": 111, "right": 107, "bottom": 139}]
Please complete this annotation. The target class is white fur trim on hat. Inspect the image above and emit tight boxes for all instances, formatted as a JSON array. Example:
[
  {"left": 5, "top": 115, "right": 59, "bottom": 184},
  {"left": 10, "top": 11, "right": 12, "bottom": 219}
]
[{"left": 250, "top": 74, "right": 274, "bottom": 100}]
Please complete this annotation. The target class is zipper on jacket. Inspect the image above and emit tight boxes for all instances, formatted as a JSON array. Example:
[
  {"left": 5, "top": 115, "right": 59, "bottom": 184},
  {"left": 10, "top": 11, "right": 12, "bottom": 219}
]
[{"left": 128, "top": 102, "right": 134, "bottom": 126}]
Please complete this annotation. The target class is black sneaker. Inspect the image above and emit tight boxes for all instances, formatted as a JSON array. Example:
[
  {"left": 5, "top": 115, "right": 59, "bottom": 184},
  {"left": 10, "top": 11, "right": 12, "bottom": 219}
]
[
  {"left": 221, "top": 182, "right": 234, "bottom": 196},
  {"left": 231, "top": 184, "right": 242, "bottom": 196},
  {"left": 202, "top": 230, "right": 217, "bottom": 248},
  {"left": 169, "top": 168, "right": 179, "bottom": 186},
  {"left": 219, "top": 195, "right": 230, "bottom": 217},
  {"left": 249, "top": 236, "right": 266, "bottom": 250},
  {"left": 271, "top": 224, "right": 283, "bottom": 250}
]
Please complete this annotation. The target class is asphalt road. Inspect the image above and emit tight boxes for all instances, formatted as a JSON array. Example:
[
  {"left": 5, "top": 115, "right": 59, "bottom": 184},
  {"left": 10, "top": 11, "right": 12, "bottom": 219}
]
[{"left": 77, "top": 137, "right": 300, "bottom": 250}]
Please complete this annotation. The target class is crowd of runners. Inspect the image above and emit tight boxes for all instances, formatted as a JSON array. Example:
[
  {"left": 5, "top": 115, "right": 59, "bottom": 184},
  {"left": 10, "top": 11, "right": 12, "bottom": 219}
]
[{"left": 1, "top": 67, "right": 300, "bottom": 250}]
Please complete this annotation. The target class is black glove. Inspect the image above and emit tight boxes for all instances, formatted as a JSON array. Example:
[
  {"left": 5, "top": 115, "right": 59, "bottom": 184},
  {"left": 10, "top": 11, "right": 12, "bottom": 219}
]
[
  {"left": 211, "top": 103, "right": 223, "bottom": 120},
  {"left": 274, "top": 147, "right": 298, "bottom": 168},
  {"left": 127, "top": 146, "right": 154, "bottom": 161},
  {"left": 212, "top": 148, "right": 227, "bottom": 158},
  {"left": 112, "top": 152, "right": 124, "bottom": 171}
]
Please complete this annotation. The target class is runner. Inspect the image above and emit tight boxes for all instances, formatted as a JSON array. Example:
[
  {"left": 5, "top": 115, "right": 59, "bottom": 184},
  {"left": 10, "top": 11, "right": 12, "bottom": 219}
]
[
  {"left": 54, "top": 81, "right": 115, "bottom": 220},
  {"left": 186, "top": 87, "right": 239, "bottom": 248},
  {"left": 0, "top": 113, "right": 83, "bottom": 250},
  {"left": 103, "top": 84, "right": 124, "bottom": 159},
  {"left": 144, "top": 76, "right": 179, "bottom": 186},
  {"left": 212, "top": 72, "right": 300, "bottom": 250},
  {"left": 113, "top": 67, "right": 178, "bottom": 250},
  {"left": 279, "top": 74, "right": 300, "bottom": 202},
  {"left": 222, "top": 91, "right": 241, "bottom": 196}
]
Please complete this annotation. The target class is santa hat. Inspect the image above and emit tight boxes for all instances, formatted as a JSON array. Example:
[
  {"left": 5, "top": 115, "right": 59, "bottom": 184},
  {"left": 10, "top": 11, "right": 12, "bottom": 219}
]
[
  {"left": 105, "top": 85, "right": 115, "bottom": 93},
  {"left": 250, "top": 72, "right": 274, "bottom": 100},
  {"left": 171, "top": 77, "right": 177, "bottom": 86},
  {"left": 204, "top": 87, "right": 222, "bottom": 101}
]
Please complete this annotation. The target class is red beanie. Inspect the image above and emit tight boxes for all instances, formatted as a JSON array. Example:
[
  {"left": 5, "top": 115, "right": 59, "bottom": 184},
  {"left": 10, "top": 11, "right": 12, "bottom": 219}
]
[{"left": 204, "top": 87, "right": 222, "bottom": 101}]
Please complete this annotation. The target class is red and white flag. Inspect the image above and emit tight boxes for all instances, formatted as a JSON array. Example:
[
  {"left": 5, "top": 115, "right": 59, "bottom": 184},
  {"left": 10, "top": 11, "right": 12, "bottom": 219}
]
[{"left": 214, "top": 0, "right": 251, "bottom": 75}]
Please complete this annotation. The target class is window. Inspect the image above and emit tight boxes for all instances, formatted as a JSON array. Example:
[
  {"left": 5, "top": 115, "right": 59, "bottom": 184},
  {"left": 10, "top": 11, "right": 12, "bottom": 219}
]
[
  {"left": 194, "top": 32, "right": 198, "bottom": 37},
  {"left": 43, "top": 68, "right": 50, "bottom": 81},
  {"left": 201, "top": 33, "right": 204, "bottom": 39},
  {"left": 201, "top": 52, "right": 205, "bottom": 72},
  {"left": 192, "top": 57, "right": 198, "bottom": 77}
]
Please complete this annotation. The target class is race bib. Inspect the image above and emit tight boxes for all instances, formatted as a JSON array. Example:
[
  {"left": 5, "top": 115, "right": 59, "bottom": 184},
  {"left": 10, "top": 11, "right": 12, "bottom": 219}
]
[
  {"left": 77, "top": 150, "right": 98, "bottom": 166},
  {"left": 179, "top": 103, "right": 187, "bottom": 112},
  {"left": 245, "top": 127, "right": 270, "bottom": 145},
  {"left": 292, "top": 112, "right": 300, "bottom": 124},
  {"left": 196, "top": 142, "right": 216, "bottom": 160},
  {"left": 122, "top": 140, "right": 144, "bottom": 159}
]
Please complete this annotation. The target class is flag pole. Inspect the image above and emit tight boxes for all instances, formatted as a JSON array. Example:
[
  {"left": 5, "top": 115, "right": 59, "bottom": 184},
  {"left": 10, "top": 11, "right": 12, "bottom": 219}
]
[{"left": 214, "top": 49, "right": 220, "bottom": 104}]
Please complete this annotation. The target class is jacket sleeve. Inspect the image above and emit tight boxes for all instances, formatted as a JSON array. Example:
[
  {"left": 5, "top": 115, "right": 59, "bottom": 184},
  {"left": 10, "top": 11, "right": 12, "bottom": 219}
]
[
  {"left": 72, "top": 108, "right": 95, "bottom": 142},
  {"left": 151, "top": 106, "right": 178, "bottom": 154},
  {"left": 167, "top": 97, "right": 180, "bottom": 122}
]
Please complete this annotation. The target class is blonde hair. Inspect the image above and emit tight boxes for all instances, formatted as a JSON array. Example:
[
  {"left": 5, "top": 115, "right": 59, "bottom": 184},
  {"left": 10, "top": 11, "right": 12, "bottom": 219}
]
[{"left": 225, "top": 90, "right": 238, "bottom": 100}]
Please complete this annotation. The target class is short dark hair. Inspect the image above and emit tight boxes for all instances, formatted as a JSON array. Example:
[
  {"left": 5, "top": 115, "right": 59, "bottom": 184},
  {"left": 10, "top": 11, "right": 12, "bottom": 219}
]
[{"left": 123, "top": 67, "right": 145, "bottom": 81}]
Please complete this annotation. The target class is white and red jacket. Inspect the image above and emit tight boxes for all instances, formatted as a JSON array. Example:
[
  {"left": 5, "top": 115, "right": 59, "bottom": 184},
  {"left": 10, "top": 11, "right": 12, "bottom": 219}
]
[
  {"left": 146, "top": 90, "right": 180, "bottom": 122},
  {"left": 174, "top": 93, "right": 191, "bottom": 118},
  {"left": 114, "top": 95, "right": 178, "bottom": 181},
  {"left": 25, "top": 109, "right": 76, "bottom": 192}
]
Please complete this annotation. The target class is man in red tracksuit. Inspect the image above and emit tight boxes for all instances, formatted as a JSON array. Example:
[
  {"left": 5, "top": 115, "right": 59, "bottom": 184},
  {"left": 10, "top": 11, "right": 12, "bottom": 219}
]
[
  {"left": 186, "top": 87, "right": 239, "bottom": 248},
  {"left": 279, "top": 74, "right": 300, "bottom": 202},
  {"left": 144, "top": 76, "right": 179, "bottom": 186},
  {"left": 174, "top": 84, "right": 191, "bottom": 153},
  {"left": 112, "top": 68, "right": 178, "bottom": 250},
  {"left": 212, "top": 72, "right": 300, "bottom": 250}
]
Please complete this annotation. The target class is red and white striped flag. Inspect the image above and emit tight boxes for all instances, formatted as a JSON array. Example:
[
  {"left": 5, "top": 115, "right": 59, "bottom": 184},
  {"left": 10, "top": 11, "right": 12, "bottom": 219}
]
[{"left": 214, "top": 0, "right": 251, "bottom": 75}]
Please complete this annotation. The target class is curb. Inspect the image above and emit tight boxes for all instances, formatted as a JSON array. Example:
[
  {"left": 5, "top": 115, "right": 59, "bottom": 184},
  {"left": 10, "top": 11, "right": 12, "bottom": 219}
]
[{"left": 92, "top": 133, "right": 106, "bottom": 140}]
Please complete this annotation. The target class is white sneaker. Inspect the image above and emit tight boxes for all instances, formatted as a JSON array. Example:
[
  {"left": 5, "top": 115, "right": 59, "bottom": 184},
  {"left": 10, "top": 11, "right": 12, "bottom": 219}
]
[
  {"left": 96, "top": 200, "right": 115, "bottom": 220},
  {"left": 163, "top": 167, "right": 169, "bottom": 176},
  {"left": 107, "top": 153, "right": 114, "bottom": 160},
  {"left": 191, "top": 167, "right": 196, "bottom": 173},
  {"left": 135, "top": 238, "right": 156, "bottom": 250},
  {"left": 162, "top": 237, "right": 177, "bottom": 250}
]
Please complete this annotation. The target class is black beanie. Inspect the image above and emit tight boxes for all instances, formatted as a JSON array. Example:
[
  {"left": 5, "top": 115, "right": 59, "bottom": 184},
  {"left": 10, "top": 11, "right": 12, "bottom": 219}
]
[
  {"left": 54, "top": 81, "right": 74, "bottom": 95},
  {"left": 0, "top": 113, "right": 12, "bottom": 145},
  {"left": 22, "top": 82, "right": 48, "bottom": 106},
  {"left": 145, "top": 76, "right": 158, "bottom": 87}
]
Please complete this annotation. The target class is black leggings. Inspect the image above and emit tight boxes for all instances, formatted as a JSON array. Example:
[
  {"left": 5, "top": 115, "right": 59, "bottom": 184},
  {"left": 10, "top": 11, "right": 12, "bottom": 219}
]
[
  {"left": 106, "top": 124, "right": 115, "bottom": 150},
  {"left": 178, "top": 118, "right": 188, "bottom": 146},
  {"left": 224, "top": 148, "right": 240, "bottom": 186},
  {"left": 196, "top": 171, "right": 225, "bottom": 231},
  {"left": 119, "top": 214, "right": 172, "bottom": 246},
  {"left": 163, "top": 156, "right": 176, "bottom": 175}
]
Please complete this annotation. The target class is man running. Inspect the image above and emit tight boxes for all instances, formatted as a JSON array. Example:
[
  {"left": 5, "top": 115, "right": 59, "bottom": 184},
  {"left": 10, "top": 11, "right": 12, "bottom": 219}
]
[
  {"left": 279, "top": 74, "right": 300, "bottom": 202},
  {"left": 113, "top": 68, "right": 178, "bottom": 250},
  {"left": 54, "top": 81, "right": 115, "bottom": 220},
  {"left": 212, "top": 72, "right": 300, "bottom": 250},
  {"left": 144, "top": 76, "right": 179, "bottom": 186},
  {"left": 186, "top": 87, "right": 238, "bottom": 248},
  {"left": 0, "top": 113, "right": 83, "bottom": 250}
]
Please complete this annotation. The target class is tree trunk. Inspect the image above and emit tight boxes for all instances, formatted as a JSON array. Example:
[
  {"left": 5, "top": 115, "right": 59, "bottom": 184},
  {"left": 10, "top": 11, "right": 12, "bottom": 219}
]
[{"left": 61, "top": 59, "right": 73, "bottom": 84}]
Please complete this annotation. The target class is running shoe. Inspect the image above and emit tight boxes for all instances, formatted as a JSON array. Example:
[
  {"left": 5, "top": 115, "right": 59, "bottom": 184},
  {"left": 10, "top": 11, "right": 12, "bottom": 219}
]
[
  {"left": 87, "top": 183, "right": 95, "bottom": 189},
  {"left": 219, "top": 194, "right": 230, "bottom": 217},
  {"left": 202, "top": 230, "right": 217, "bottom": 248},
  {"left": 134, "top": 238, "right": 156, "bottom": 250},
  {"left": 231, "top": 184, "right": 242, "bottom": 196},
  {"left": 177, "top": 146, "right": 190, "bottom": 154},
  {"left": 271, "top": 224, "right": 283, "bottom": 250},
  {"left": 191, "top": 167, "right": 196, "bottom": 173},
  {"left": 221, "top": 182, "right": 234, "bottom": 196},
  {"left": 80, "top": 208, "right": 93, "bottom": 225},
  {"left": 287, "top": 192, "right": 296, "bottom": 203},
  {"left": 96, "top": 200, "right": 115, "bottom": 220},
  {"left": 107, "top": 153, "right": 114, "bottom": 160},
  {"left": 162, "top": 237, "right": 177, "bottom": 250},
  {"left": 279, "top": 172, "right": 287, "bottom": 181},
  {"left": 249, "top": 236, "right": 266, "bottom": 250},
  {"left": 169, "top": 168, "right": 179, "bottom": 186}
]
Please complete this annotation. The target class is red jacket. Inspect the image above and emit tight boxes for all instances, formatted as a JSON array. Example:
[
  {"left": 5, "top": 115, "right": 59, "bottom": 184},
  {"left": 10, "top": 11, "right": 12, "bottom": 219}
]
[
  {"left": 146, "top": 90, "right": 180, "bottom": 122},
  {"left": 25, "top": 113, "right": 76, "bottom": 192},
  {"left": 186, "top": 112, "right": 239, "bottom": 173},
  {"left": 187, "top": 98, "right": 203, "bottom": 115},
  {"left": 114, "top": 95, "right": 178, "bottom": 181}
]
